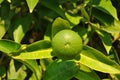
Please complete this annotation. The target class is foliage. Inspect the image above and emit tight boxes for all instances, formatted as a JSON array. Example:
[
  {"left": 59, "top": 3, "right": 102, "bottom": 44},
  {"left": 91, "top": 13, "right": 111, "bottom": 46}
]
[{"left": 0, "top": 0, "right": 120, "bottom": 80}]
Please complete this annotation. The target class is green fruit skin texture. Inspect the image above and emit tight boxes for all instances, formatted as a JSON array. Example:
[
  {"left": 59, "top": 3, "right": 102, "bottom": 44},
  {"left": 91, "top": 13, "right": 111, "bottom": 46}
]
[{"left": 52, "top": 30, "right": 82, "bottom": 59}]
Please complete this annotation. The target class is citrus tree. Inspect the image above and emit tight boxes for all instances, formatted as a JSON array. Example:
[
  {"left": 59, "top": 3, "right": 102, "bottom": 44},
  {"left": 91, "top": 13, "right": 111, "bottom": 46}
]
[{"left": 0, "top": 0, "right": 120, "bottom": 80}]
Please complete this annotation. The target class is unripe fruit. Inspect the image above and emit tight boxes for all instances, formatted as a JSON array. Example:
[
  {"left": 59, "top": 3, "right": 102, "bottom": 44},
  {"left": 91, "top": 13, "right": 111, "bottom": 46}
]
[{"left": 52, "top": 30, "right": 82, "bottom": 59}]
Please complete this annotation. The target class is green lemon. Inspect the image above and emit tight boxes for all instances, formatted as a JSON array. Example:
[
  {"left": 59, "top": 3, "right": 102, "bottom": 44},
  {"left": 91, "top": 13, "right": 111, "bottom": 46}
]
[{"left": 52, "top": 30, "right": 83, "bottom": 59}]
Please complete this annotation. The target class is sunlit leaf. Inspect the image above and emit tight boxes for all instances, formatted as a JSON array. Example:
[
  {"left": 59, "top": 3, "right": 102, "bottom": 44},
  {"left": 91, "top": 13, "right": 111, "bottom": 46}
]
[
  {"left": 13, "top": 14, "right": 32, "bottom": 43},
  {"left": 7, "top": 59, "right": 26, "bottom": 80},
  {"left": 90, "top": 0, "right": 118, "bottom": 20},
  {"left": 18, "top": 60, "right": 42, "bottom": 80},
  {"left": 79, "top": 46, "right": 120, "bottom": 74},
  {"left": 13, "top": 49, "right": 52, "bottom": 59},
  {"left": 0, "top": 21, "right": 6, "bottom": 39},
  {"left": 110, "top": 74, "right": 120, "bottom": 80},
  {"left": 98, "top": 0, "right": 118, "bottom": 20},
  {"left": 65, "top": 12, "right": 83, "bottom": 25},
  {"left": 26, "top": 0, "right": 39, "bottom": 13},
  {"left": 0, "top": 0, "right": 3, "bottom": 4},
  {"left": 102, "top": 20, "right": 120, "bottom": 33}
]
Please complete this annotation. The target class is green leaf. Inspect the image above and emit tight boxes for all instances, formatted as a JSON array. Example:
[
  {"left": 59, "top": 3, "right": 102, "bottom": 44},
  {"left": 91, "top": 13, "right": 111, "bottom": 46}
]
[
  {"left": 65, "top": 12, "right": 83, "bottom": 25},
  {"left": 43, "top": 60, "right": 79, "bottom": 80},
  {"left": 0, "top": 65, "right": 6, "bottom": 77},
  {"left": 0, "top": 39, "right": 21, "bottom": 54},
  {"left": 26, "top": 0, "right": 39, "bottom": 13},
  {"left": 0, "top": 0, "right": 3, "bottom": 4},
  {"left": 90, "top": 0, "right": 118, "bottom": 20},
  {"left": 26, "top": 40, "right": 51, "bottom": 52},
  {"left": 92, "top": 7, "right": 120, "bottom": 33},
  {"left": 0, "top": 1, "right": 10, "bottom": 20},
  {"left": 59, "top": 0, "right": 77, "bottom": 3},
  {"left": 29, "top": 74, "right": 37, "bottom": 80},
  {"left": 80, "top": 7, "right": 90, "bottom": 21},
  {"left": 111, "top": 74, "right": 120, "bottom": 80},
  {"left": 40, "top": 59, "right": 53, "bottom": 71},
  {"left": 92, "top": 7, "right": 114, "bottom": 26},
  {"left": 102, "top": 20, "right": 120, "bottom": 33},
  {"left": 96, "top": 30, "right": 112, "bottom": 54},
  {"left": 52, "top": 17, "right": 71, "bottom": 38},
  {"left": 38, "top": 6, "right": 59, "bottom": 19},
  {"left": 44, "top": 23, "right": 52, "bottom": 41},
  {"left": 41, "top": 0, "right": 65, "bottom": 18},
  {"left": 72, "top": 25, "right": 89, "bottom": 44},
  {"left": 18, "top": 60, "right": 42, "bottom": 80},
  {"left": 75, "top": 64, "right": 100, "bottom": 80},
  {"left": 7, "top": 59, "right": 26, "bottom": 80},
  {"left": 109, "top": 47, "right": 120, "bottom": 64},
  {"left": 13, "top": 48, "right": 52, "bottom": 59},
  {"left": 0, "top": 20, "right": 6, "bottom": 39},
  {"left": 13, "top": 14, "right": 32, "bottom": 43},
  {"left": 79, "top": 46, "right": 120, "bottom": 74}
]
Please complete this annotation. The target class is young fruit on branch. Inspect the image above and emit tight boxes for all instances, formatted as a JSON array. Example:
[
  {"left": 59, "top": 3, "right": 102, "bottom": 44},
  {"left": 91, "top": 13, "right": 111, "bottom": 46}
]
[{"left": 52, "top": 30, "right": 83, "bottom": 59}]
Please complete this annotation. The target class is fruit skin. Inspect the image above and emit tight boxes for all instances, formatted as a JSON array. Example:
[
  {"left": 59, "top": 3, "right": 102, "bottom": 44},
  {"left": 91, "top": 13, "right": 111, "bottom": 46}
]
[{"left": 52, "top": 30, "right": 82, "bottom": 59}]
